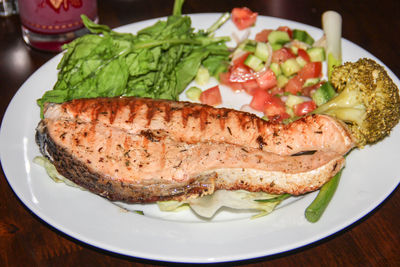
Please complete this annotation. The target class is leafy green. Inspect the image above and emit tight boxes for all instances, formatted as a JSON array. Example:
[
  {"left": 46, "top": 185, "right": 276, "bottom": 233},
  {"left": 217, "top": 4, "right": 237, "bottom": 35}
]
[
  {"left": 157, "top": 190, "right": 288, "bottom": 219},
  {"left": 37, "top": 1, "right": 230, "bottom": 116}
]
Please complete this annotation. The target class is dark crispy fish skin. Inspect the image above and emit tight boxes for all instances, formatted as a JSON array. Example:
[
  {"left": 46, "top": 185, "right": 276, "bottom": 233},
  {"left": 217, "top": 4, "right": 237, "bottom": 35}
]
[
  {"left": 36, "top": 97, "right": 352, "bottom": 203},
  {"left": 36, "top": 121, "right": 216, "bottom": 202}
]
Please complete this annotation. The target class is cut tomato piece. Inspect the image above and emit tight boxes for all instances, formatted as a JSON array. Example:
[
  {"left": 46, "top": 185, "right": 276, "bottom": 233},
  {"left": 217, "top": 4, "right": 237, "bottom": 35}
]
[
  {"left": 302, "top": 81, "right": 323, "bottom": 97},
  {"left": 229, "top": 52, "right": 255, "bottom": 83},
  {"left": 200, "top": 86, "right": 222, "bottom": 106},
  {"left": 298, "top": 62, "right": 322, "bottom": 80},
  {"left": 293, "top": 101, "right": 317, "bottom": 116},
  {"left": 268, "top": 86, "right": 285, "bottom": 96},
  {"left": 219, "top": 71, "right": 231, "bottom": 85},
  {"left": 231, "top": 7, "right": 258, "bottom": 30},
  {"left": 249, "top": 89, "right": 272, "bottom": 111},
  {"left": 263, "top": 95, "right": 290, "bottom": 123},
  {"left": 242, "top": 79, "right": 259, "bottom": 95},
  {"left": 232, "top": 52, "right": 250, "bottom": 67},
  {"left": 297, "top": 48, "right": 310, "bottom": 62},
  {"left": 255, "top": 69, "right": 277, "bottom": 90},
  {"left": 269, "top": 112, "right": 291, "bottom": 123},
  {"left": 277, "top": 26, "right": 293, "bottom": 39},
  {"left": 263, "top": 95, "right": 287, "bottom": 117},
  {"left": 229, "top": 65, "right": 255, "bottom": 82},
  {"left": 284, "top": 75, "right": 303, "bottom": 95},
  {"left": 255, "top": 29, "right": 273, "bottom": 42},
  {"left": 219, "top": 71, "right": 244, "bottom": 92},
  {"left": 271, "top": 47, "right": 295, "bottom": 64}
]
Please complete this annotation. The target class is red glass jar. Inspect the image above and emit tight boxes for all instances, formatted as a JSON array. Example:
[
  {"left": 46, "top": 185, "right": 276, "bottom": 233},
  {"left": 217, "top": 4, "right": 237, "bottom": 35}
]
[{"left": 18, "top": 0, "right": 98, "bottom": 52}]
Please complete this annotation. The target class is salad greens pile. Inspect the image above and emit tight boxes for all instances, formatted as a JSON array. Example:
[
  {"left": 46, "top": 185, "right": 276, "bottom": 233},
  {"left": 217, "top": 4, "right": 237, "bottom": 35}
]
[{"left": 37, "top": 0, "right": 230, "bottom": 116}]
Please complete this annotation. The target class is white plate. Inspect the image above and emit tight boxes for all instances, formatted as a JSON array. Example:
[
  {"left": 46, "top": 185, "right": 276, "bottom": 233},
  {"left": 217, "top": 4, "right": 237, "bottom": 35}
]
[{"left": 1, "top": 14, "right": 399, "bottom": 263}]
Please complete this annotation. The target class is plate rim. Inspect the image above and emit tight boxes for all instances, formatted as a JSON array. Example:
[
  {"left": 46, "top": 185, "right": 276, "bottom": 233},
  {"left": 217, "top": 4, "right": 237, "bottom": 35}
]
[{"left": 1, "top": 13, "right": 400, "bottom": 263}]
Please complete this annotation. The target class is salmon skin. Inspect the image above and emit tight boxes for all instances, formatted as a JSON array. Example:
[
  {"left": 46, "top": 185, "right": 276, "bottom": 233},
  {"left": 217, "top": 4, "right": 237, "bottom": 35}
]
[{"left": 36, "top": 97, "right": 354, "bottom": 203}]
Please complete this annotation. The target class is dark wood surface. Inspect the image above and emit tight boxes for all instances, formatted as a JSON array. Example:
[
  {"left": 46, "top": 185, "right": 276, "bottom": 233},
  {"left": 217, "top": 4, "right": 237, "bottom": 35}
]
[{"left": 1, "top": 0, "right": 399, "bottom": 266}]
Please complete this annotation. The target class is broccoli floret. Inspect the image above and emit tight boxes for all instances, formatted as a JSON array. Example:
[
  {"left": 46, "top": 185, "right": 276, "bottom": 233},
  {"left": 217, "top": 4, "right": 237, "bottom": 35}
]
[{"left": 313, "top": 58, "right": 400, "bottom": 147}]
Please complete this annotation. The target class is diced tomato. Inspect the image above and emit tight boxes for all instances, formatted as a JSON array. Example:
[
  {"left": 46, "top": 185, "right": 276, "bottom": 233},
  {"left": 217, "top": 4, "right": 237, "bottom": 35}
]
[
  {"left": 200, "top": 86, "right": 222, "bottom": 106},
  {"left": 268, "top": 112, "right": 291, "bottom": 123},
  {"left": 229, "top": 52, "right": 255, "bottom": 83},
  {"left": 232, "top": 52, "right": 250, "bottom": 67},
  {"left": 255, "top": 29, "right": 273, "bottom": 42},
  {"left": 242, "top": 79, "right": 259, "bottom": 95},
  {"left": 268, "top": 86, "right": 285, "bottom": 96},
  {"left": 297, "top": 48, "right": 310, "bottom": 62},
  {"left": 249, "top": 89, "right": 272, "bottom": 111},
  {"left": 231, "top": 7, "right": 258, "bottom": 30},
  {"left": 277, "top": 26, "right": 293, "bottom": 39},
  {"left": 263, "top": 95, "right": 287, "bottom": 117},
  {"left": 229, "top": 65, "right": 255, "bottom": 83},
  {"left": 302, "top": 82, "right": 323, "bottom": 97},
  {"left": 219, "top": 71, "right": 231, "bottom": 85},
  {"left": 271, "top": 48, "right": 295, "bottom": 64},
  {"left": 255, "top": 69, "right": 277, "bottom": 90},
  {"left": 262, "top": 95, "right": 290, "bottom": 123},
  {"left": 298, "top": 62, "right": 322, "bottom": 80},
  {"left": 293, "top": 101, "right": 317, "bottom": 116},
  {"left": 219, "top": 71, "right": 244, "bottom": 92},
  {"left": 284, "top": 75, "right": 303, "bottom": 95}
]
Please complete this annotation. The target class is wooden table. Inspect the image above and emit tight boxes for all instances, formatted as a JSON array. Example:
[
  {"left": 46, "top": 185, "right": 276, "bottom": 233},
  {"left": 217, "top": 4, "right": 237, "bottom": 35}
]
[{"left": 1, "top": 0, "right": 399, "bottom": 265}]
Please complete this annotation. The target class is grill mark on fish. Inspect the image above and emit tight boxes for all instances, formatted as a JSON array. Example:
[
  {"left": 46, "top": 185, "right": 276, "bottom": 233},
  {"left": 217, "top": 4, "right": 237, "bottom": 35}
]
[
  {"left": 163, "top": 102, "right": 172, "bottom": 123},
  {"left": 199, "top": 107, "right": 209, "bottom": 131},
  {"left": 40, "top": 97, "right": 357, "bottom": 203},
  {"left": 127, "top": 100, "right": 139, "bottom": 123},
  {"left": 146, "top": 102, "right": 159, "bottom": 126},
  {"left": 54, "top": 97, "right": 355, "bottom": 157},
  {"left": 140, "top": 130, "right": 161, "bottom": 142},
  {"left": 36, "top": 117, "right": 346, "bottom": 202},
  {"left": 181, "top": 106, "right": 190, "bottom": 128},
  {"left": 256, "top": 135, "right": 266, "bottom": 150}
]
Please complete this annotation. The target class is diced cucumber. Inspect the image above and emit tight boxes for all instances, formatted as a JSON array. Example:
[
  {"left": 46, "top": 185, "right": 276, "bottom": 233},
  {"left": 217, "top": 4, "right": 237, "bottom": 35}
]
[
  {"left": 281, "top": 58, "right": 301, "bottom": 76},
  {"left": 307, "top": 47, "right": 325, "bottom": 62},
  {"left": 286, "top": 106, "right": 295, "bottom": 117},
  {"left": 195, "top": 66, "right": 210, "bottom": 86},
  {"left": 289, "top": 45, "right": 298, "bottom": 55},
  {"left": 311, "top": 81, "right": 337, "bottom": 106},
  {"left": 303, "top": 77, "right": 320, "bottom": 87},
  {"left": 254, "top": 42, "right": 270, "bottom": 61},
  {"left": 244, "top": 54, "right": 264, "bottom": 72},
  {"left": 268, "top": 31, "right": 291, "bottom": 45},
  {"left": 296, "top": 56, "right": 307, "bottom": 68},
  {"left": 269, "top": 62, "right": 281, "bottom": 76},
  {"left": 270, "top": 43, "right": 282, "bottom": 51},
  {"left": 185, "top": 86, "right": 202, "bottom": 101},
  {"left": 231, "top": 40, "right": 256, "bottom": 58},
  {"left": 292, "top": 29, "right": 315, "bottom": 45},
  {"left": 285, "top": 94, "right": 305, "bottom": 107},
  {"left": 277, "top": 75, "right": 289, "bottom": 88},
  {"left": 243, "top": 42, "right": 256, "bottom": 53}
]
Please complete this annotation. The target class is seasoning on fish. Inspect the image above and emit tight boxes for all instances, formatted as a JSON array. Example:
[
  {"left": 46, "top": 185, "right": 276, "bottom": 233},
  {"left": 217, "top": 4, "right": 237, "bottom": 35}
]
[{"left": 36, "top": 97, "right": 354, "bottom": 203}]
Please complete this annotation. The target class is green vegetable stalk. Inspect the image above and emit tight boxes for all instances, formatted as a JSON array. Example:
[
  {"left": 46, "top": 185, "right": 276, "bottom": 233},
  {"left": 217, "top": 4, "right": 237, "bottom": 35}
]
[
  {"left": 303, "top": 11, "right": 344, "bottom": 223},
  {"left": 305, "top": 169, "right": 342, "bottom": 222},
  {"left": 322, "top": 11, "right": 342, "bottom": 79}
]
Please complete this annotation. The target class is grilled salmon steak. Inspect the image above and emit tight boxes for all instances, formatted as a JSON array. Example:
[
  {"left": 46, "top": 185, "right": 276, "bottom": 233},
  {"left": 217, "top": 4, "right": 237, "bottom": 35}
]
[{"left": 36, "top": 97, "right": 355, "bottom": 203}]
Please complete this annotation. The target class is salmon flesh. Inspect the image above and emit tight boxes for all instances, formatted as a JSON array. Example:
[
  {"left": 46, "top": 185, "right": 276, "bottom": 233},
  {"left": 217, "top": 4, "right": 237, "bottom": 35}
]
[{"left": 35, "top": 97, "right": 355, "bottom": 203}]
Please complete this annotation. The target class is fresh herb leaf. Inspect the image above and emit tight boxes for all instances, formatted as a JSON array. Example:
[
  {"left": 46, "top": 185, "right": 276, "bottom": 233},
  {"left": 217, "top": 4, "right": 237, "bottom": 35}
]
[{"left": 38, "top": 0, "right": 230, "bottom": 117}]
